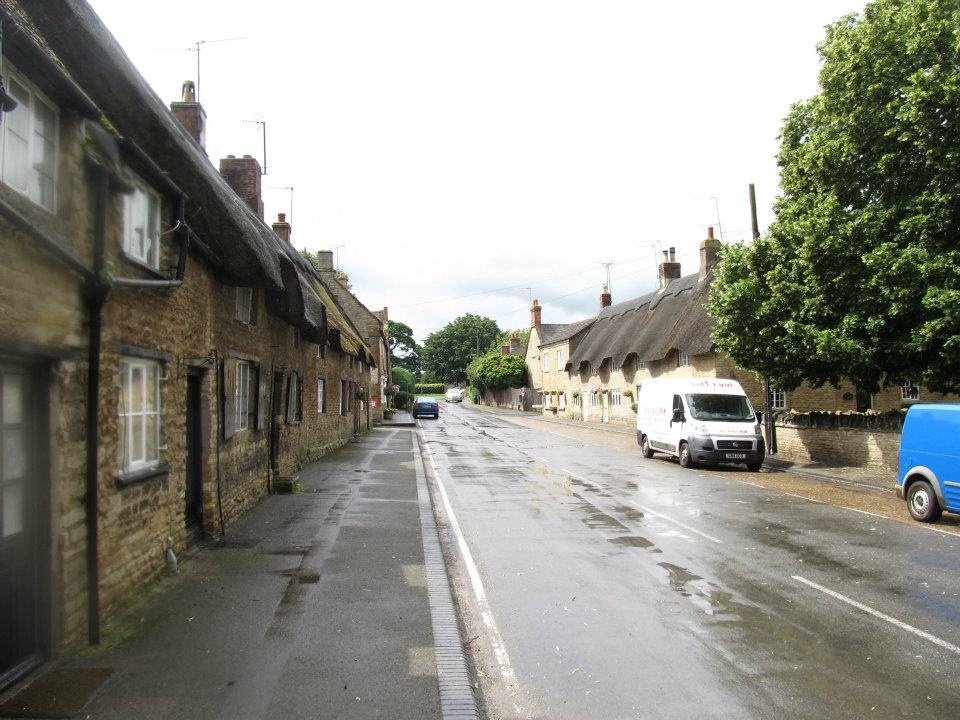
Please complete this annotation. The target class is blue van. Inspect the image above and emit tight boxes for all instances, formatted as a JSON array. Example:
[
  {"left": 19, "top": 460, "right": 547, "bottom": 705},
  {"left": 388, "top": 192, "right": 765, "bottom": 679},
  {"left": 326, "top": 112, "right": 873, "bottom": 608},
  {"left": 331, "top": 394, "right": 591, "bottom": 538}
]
[{"left": 897, "top": 403, "right": 960, "bottom": 522}]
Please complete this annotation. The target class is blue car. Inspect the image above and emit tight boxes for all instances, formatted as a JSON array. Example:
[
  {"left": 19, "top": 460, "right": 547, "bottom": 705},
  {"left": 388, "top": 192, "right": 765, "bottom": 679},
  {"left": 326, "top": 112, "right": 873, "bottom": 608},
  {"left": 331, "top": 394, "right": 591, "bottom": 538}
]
[
  {"left": 897, "top": 403, "right": 960, "bottom": 522},
  {"left": 413, "top": 396, "right": 439, "bottom": 419}
]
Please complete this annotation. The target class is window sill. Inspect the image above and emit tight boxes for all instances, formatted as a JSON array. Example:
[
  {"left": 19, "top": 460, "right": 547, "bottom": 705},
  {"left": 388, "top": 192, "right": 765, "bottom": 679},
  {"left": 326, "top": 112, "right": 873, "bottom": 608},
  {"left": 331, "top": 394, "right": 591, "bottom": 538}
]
[
  {"left": 116, "top": 462, "right": 170, "bottom": 487},
  {"left": 120, "top": 252, "right": 169, "bottom": 279}
]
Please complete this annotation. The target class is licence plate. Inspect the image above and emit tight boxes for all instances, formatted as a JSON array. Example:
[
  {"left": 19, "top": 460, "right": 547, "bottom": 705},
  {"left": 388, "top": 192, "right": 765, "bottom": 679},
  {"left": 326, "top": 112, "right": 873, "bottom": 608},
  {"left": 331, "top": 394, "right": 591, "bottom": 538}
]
[{"left": 725, "top": 452, "right": 746, "bottom": 460}]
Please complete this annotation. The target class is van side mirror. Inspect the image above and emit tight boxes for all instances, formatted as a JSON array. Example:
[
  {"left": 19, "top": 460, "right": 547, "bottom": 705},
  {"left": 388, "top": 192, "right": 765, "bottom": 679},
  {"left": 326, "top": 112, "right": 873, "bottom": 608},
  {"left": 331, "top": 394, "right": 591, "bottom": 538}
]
[
  {"left": 755, "top": 411, "right": 763, "bottom": 424},
  {"left": 672, "top": 409, "right": 684, "bottom": 424}
]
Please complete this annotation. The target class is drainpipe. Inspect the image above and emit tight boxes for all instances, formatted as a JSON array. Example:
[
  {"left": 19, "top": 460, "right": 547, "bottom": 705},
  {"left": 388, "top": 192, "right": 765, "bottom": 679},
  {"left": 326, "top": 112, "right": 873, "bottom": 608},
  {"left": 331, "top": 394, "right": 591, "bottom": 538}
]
[{"left": 85, "top": 171, "right": 111, "bottom": 646}]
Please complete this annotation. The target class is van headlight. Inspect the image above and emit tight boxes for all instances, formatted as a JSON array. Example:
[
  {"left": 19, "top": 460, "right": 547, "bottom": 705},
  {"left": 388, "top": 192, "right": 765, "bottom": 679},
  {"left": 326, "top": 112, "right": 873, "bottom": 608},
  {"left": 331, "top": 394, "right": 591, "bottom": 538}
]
[
  {"left": 691, "top": 422, "right": 708, "bottom": 435},
  {"left": 753, "top": 423, "right": 762, "bottom": 435}
]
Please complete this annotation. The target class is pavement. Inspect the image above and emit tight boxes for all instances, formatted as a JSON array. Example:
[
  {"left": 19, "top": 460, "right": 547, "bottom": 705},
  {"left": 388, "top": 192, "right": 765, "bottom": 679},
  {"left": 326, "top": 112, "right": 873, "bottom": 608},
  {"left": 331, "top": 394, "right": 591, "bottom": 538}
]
[
  {"left": 5, "top": 426, "right": 478, "bottom": 720},
  {"left": 463, "top": 401, "right": 899, "bottom": 492}
]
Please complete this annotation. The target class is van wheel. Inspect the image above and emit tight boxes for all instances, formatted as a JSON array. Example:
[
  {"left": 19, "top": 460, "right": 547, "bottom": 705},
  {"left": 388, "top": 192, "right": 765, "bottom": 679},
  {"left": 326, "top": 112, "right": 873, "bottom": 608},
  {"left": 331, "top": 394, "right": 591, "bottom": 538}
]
[
  {"left": 907, "top": 480, "right": 942, "bottom": 522},
  {"left": 746, "top": 463, "right": 762, "bottom": 472},
  {"left": 678, "top": 442, "right": 695, "bottom": 469},
  {"left": 641, "top": 435, "right": 654, "bottom": 459}
]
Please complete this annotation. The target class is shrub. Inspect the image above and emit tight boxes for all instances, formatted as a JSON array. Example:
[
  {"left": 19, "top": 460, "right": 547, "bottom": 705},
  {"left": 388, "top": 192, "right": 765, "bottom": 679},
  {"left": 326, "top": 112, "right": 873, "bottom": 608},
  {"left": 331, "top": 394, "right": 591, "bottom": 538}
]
[
  {"left": 393, "top": 391, "right": 413, "bottom": 410},
  {"left": 415, "top": 382, "right": 446, "bottom": 394}
]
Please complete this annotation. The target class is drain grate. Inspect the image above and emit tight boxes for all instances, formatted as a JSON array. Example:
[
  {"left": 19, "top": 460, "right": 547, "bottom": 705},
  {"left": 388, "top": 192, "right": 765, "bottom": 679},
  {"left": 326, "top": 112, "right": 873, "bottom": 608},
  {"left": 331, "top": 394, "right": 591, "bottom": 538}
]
[{"left": 0, "top": 667, "right": 113, "bottom": 718}]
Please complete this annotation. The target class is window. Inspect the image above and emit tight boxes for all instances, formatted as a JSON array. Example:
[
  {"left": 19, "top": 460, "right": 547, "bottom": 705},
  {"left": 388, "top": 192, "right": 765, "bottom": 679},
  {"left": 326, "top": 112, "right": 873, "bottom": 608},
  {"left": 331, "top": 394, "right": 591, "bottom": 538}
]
[
  {"left": 123, "top": 177, "right": 161, "bottom": 268},
  {"left": 317, "top": 343, "right": 323, "bottom": 359},
  {"left": 544, "top": 353, "right": 551, "bottom": 372},
  {"left": 557, "top": 349, "right": 564, "bottom": 368},
  {"left": 678, "top": 351, "right": 690, "bottom": 367},
  {"left": 236, "top": 288, "right": 253, "bottom": 323},
  {"left": 559, "top": 392, "right": 566, "bottom": 410},
  {"left": 286, "top": 371, "right": 302, "bottom": 423},
  {"left": 545, "top": 393, "right": 552, "bottom": 408},
  {"left": 901, "top": 379, "right": 920, "bottom": 402},
  {"left": 234, "top": 361, "right": 250, "bottom": 431},
  {"left": 771, "top": 388, "right": 786, "bottom": 411},
  {"left": 636, "top": 385, "right": 642, "bottom": 400},
  {"left": 1, "top": 70, "right": 57, "bottom": 211},
  {"left": 611, "top": 388, "right": 622, "bottom": 407},
  {"left": 591, "top": 391, "right": 600, "bottom": 407},
  {"left": 637, "top": 360, "right": 645, "bottom": 370},
  {"left": 118, "top": 358, "right": 161, "bottom": 472},
  {"left": 340, "top": 379, "right": 348, "bottom": 415},
  {"left": 317, "top": 377, "right": 326, "bottom": 413}
]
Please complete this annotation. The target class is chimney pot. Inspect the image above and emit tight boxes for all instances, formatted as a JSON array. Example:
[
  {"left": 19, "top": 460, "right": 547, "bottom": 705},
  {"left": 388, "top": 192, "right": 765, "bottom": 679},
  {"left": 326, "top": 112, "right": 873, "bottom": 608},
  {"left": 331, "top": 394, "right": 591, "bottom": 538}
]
[
  {"left": 707, "top": 226, "right": 714, "bottom": 240},
  {"left": 272, "top": 213, "right": 291, "bottom": 243},
  {"left": 700, "top": 227, "right": 723, "bottom": 281},
  {"left": 181, "top": 80, "right": 196, "bottom": 103},
  {"left": 170, "top": 81, "right": 206, "bottom": 150},
  {"left": 600, "top": 284, "right": 612, "bottom": 309},
  {"left": 278, "top": 213, "right": 286, "bottom": 223},
  {"left": 669, "top": 246, "right": 676, "bottom": 262}
]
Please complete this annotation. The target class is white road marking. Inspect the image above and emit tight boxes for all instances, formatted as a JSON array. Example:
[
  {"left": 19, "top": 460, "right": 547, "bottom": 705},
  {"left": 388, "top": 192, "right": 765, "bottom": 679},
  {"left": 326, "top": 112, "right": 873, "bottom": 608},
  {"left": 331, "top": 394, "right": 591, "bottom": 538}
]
[
  {"left": 420, "top": 437, "right": 521, "bottom": 703},
  {"left": 561, "top": 468, "right": 724, "bottom": 545},
  {"left": 533, "top": 455, "right": 550, "bottom": 464},
  {"left": 793, "top": 575, "right": 960, "bottom": 656}
]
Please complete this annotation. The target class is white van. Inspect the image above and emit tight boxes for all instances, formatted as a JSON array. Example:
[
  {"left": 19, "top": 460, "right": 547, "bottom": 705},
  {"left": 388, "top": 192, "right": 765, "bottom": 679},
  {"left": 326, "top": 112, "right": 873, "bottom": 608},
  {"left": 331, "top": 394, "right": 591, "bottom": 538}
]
[{"left": 635, "top": 377, "right": 764, "bottom": 471}]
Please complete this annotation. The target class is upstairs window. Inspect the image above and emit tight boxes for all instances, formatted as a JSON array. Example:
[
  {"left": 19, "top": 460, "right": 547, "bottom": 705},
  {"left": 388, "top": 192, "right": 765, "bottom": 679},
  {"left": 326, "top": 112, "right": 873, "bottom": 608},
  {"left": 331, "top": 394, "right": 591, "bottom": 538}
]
[
  {"left": 1, "top": 70, "right": 57, "bottom": 211},
  {"left": 677, "top": 351, "right": 690, "bottom": 367},
  {"left": 557, "top": 349, "right": 564, "bottom": 368},
  {"left": 236, "top": 287, "right": 253, "bottom": 324},
  {"left": 543, "top": 353, "right": 551, "bottom": 372},
  {"left": 123, "top": 177, "right": 161, "bottom": 268},
  {"left": 317, "top": 377, "right": 326, "bottom": 413},
  {"left": 771, "top": 388, "right": 786, "bottom": 411}
]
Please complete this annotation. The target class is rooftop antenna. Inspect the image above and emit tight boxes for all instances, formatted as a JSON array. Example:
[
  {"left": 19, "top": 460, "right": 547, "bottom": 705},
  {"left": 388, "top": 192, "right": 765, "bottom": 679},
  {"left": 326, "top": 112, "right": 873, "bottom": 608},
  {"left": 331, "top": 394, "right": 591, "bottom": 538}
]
[
  {"left": 333, "top": 244, "right": 346, "bottom": 270},
  {"left": 269, "top": 185, "right": 294, "bottom": 222},
  {"left": 243, "top": 119, "right": 267, "bottom": 174},
  {"left": 597, "top": 260, "right": 614, "bottom": 295},
  {"left": 710, "top": 196, "right": 725, "bottom": 241},
  {"left": 159, "top": 36, "right": 247, "bottom": 101}
]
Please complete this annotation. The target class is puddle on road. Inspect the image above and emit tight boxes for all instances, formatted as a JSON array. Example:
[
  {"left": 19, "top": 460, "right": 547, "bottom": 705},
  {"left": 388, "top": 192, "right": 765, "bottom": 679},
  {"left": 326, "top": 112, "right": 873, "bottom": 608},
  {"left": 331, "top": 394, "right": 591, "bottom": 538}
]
[
  {"left": 608, "top": 535, "right": 657, "bottom": 550},
  {"left": 569, "top": 476, "right": 612, "bottom": 497},
  {"left": 613, "top": 503, "right": 644, "bottom": 522}
]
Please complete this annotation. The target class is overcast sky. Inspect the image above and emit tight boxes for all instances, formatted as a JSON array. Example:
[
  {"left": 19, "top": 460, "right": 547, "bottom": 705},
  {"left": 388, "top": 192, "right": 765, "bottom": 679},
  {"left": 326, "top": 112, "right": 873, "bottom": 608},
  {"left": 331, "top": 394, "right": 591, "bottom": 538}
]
[{"left": 88, "top": 0, "right": 865, "bottom": 342}]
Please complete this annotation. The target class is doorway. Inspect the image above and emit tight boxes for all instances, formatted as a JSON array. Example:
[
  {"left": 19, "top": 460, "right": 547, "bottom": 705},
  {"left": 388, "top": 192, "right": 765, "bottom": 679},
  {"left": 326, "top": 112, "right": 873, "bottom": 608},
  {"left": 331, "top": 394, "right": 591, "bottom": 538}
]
[
  {"left": 269, "top": 371, "right": 285, "bottom": 471},
  {"left": 0, "top": 362, "right": 44, "bottom": 689},
  {"left": 184, "top": 372, "right": 203, "bottom": 533}
]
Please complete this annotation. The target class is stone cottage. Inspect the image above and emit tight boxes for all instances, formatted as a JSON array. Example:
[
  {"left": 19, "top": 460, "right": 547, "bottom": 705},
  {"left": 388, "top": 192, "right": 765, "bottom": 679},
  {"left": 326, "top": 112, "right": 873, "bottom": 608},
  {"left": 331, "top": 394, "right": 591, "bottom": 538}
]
[{"left": 0, "top": 0, "right": 386, "bottom": 691}]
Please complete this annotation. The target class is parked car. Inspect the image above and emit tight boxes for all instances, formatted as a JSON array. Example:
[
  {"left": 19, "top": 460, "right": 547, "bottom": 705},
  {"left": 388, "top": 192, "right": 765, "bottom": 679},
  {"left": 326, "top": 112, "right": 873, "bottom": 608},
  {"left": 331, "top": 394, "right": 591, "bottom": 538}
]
[
  {"left": 413, "top": 396, "right": 440, "bottom": 419},
  {"left": 445, "top": 388, "right": 462, "bottom": 403},
  {"left": 636, "top": 377, "right": 765, "bottom": 471},
  {"left": 897, "top": 403, "right": 960, "bottom": 522}
]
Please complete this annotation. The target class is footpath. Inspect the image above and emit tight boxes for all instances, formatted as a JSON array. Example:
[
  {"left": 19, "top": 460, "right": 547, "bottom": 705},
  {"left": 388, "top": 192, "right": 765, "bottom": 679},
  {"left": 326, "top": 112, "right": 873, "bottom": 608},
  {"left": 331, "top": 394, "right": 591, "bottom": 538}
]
[{"left": 0, "top": 425, "right": 477, "bottom": 720}]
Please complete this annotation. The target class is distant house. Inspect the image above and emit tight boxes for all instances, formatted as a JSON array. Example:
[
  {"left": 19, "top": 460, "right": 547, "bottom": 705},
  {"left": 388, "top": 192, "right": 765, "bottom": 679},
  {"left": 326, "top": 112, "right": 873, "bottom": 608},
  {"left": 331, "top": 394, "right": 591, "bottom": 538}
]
[
  {"left": 524, "top": 228, "right": 951, "bottom": 427},
  {"left": 0, "top": 0, "right": 385, "bottom": 691}
]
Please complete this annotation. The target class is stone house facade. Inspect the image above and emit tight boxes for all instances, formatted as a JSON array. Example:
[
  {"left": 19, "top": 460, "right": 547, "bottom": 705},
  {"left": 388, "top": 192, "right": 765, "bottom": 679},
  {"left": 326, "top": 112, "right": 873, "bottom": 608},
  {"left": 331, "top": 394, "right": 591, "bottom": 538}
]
[
  {"left": 0, "top": 0, "right": 385, "bottom": 692},
  {"left": 526, "top": 229, "right": 953, "bottom": 430}
]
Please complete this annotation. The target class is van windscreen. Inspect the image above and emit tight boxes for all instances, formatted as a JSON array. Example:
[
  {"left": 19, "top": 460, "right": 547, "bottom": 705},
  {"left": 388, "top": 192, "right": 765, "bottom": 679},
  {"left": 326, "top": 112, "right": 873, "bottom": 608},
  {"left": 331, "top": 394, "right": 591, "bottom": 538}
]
[{"left": 685, "top": 394, "right": 754, "bottom": 421}]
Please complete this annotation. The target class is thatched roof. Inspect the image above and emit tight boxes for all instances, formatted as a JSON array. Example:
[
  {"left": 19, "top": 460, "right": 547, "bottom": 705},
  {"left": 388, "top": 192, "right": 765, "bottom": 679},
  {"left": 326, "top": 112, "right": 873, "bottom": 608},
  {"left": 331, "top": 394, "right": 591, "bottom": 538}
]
[
  {"left": 314, "top": 276, "right": 375, "bottom": 366},
  {"left": 567, "top": 273, "right": 715, "bottom": 371},
  {"left": 8, "top": 0, "right": 333, "bottom": 343},
  {"left": 539, "top": 318, "right": 594, "bottom": 347}
]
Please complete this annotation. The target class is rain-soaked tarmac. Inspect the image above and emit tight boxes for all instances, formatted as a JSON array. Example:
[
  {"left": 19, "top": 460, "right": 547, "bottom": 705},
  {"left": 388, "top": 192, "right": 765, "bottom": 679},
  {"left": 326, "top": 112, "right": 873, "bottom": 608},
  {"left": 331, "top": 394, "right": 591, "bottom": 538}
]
[{"left": 422, "top": 402, "right": 960, "bottom": 719}]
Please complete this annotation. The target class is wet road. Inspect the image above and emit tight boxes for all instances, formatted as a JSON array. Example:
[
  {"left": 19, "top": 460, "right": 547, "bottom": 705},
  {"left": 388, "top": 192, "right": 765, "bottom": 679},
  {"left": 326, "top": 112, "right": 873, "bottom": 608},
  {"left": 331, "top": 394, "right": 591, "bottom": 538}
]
[{"left": 420, "top": 402, "right": 960, "bottom": 720}]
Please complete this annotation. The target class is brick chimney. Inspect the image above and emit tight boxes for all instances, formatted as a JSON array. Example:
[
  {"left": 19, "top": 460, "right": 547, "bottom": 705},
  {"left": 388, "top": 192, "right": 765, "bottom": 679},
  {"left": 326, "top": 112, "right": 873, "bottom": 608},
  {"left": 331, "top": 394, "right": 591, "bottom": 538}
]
[
  {"left": 600, "top": 284, "right": 612, "bottom": 309},
  {"left": 658, "top": 246, "right": 681, "bottom": 291},
  {"left": 170, "top": 81, "right": 206, "bottom": 150},
  {"left": 272, "top": 213, "right": 291, "bottom": 243},
  {"left": 315, "top": 250, "right": 334, "bottom": 271},
  {"left": 508, "top": 332, "right": 520, "bottom": 354},
  {"left": 530, "top": 299, "right": 542, "bottom": 330},
  {"left": 219, "top": 154, "right": 263, "bottom": 220},
  {"left": 699, "top": 226, "right": 722, "bottom": 281}
]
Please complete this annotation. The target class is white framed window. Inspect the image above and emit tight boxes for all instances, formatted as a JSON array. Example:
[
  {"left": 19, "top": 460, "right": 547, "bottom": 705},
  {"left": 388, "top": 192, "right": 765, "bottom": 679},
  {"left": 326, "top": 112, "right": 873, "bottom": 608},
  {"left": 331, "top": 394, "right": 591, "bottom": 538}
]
[
  {"left": 235, "top": 361, "right": 250, "bottom": 431},
  {"left": 557, "top": 349, "right": 564, "bottom": 368},
  {"left": 678, "top": 351, "right": 690, "bottom": 367},
  {"left": 559, "top": 392, "right": 566, "bottom": 410},
  {"left": 236, "top": 287, "right": 253, "bottom": 323},
  {"left": 317, "top": 377, "right": 326, "bottom": 413},
  {"left": 611, "top": 388, "right": 622, "bottom": 407},
  {"left": 544, "top": 353, "right": 551, "bottom": 372},
  {"left": 591, "top": 391, "right": 600, "bottom": 407},
  {"left": 1, "top": 69, "right": 57, "bottom": 211},
  {"left": 123, "top": 177, "right": 161, "bottom": 268},
  {"left": 901, "top": 380, "right": 920, "bottom": 402},
  {"left": 118, "top": 358, "right": 161, "bottom": 472},
  {"left": 317, "top": 343, "right": 323, "bottom": 358},
  {"left": 771, "top": 388, "right": 786, "bottom": 410},
  {"left": 637, "top": 360, "right": 645, "bottom": 370},
  {"left": 636, "top": 384, "right": 642, "bottom": 399},
  {"left": 545, "top": 393, "right": 552, "bottom": 408}
]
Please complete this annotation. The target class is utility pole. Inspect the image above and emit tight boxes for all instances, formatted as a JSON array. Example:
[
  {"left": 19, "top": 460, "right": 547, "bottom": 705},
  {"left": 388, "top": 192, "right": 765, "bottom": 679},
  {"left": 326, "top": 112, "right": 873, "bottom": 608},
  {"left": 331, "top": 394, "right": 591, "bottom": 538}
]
[{"left": 750, "top": 183, "right": 776, "bottom": 455}]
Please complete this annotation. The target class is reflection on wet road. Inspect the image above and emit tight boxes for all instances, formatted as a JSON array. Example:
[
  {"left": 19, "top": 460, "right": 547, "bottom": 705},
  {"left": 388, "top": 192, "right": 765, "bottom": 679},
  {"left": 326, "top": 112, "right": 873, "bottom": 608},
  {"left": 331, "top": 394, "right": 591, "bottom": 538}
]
[{"left": 421, "top": 403, "right": 960, "bottom": 719}]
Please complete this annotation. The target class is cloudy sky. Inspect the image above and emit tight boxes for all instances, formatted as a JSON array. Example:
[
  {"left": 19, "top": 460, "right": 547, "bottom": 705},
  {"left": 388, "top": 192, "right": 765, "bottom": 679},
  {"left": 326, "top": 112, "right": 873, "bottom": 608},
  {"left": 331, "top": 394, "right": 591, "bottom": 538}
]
[{"left": 88, "top": 0, "right": 865, "bottom": 342}]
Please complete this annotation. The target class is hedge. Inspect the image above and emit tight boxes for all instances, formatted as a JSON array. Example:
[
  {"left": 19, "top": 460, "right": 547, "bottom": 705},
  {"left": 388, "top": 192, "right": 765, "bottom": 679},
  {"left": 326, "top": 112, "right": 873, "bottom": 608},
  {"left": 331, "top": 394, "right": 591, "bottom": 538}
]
[{"left": 415, "top": 383, "right": 446, "bottom": 394}]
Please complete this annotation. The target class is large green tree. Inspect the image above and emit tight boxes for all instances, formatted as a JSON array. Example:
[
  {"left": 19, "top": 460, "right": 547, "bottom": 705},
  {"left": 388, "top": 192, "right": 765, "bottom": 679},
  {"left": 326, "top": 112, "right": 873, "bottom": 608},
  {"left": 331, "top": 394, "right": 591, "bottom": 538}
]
[
  {"left": 387, "top": 320, "right": 422, "bottom": 375},
  {"left": 421, "top": 314, "right": 501, "bottom": 384},
  {"left": 709, "top": 0, "right": 960, "bottom": 393}
]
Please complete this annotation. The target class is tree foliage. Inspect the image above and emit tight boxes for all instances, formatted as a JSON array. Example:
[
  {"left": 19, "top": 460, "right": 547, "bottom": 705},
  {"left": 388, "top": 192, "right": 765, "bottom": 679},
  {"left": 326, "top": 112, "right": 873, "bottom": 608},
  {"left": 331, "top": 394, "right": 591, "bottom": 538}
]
[
  {"left": 387, "top": 320, "right": 421, "bottom": 375},
  {"left": 467, "top": 353, "right": 527, "bottom": 392},
  {"left": 421, "top": 314, "right": 501, "bottom": 384},
  {"left": 709, "top": 0, "right": 960, "bottom": 393},
  {"left": 392, "top": 367, "right": 415, "bottom": 394}
]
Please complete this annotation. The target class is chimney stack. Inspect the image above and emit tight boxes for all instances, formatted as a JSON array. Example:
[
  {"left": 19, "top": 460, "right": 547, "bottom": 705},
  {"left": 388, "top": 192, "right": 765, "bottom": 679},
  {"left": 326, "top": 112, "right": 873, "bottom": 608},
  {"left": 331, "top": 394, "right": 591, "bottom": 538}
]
[
  {"left": 219, "top": 155, "right": 264, "bottom": 220},
  {"left": 170, "top": 80, "right": 207, "bottom": 150},
  {"left": 600, "top": 284, "right": 612, "bottom": 309},
  {"left": 315, "top": 250, "right": 334, "bottom": 271},
  {"left": 272, "top": 213, "right": 291, "bottom": 243},
  {"left": 531, "top": 299, "right": 542, "bottom": 330},
  {"left": 658, "top": 246, "right": 682, "bottom": 291},
  {"left": 699, "top": 226, "right": 722, "bottom": 281},
  {"left": 509, "top": 332, "right": 520, "bottom": 354}
]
